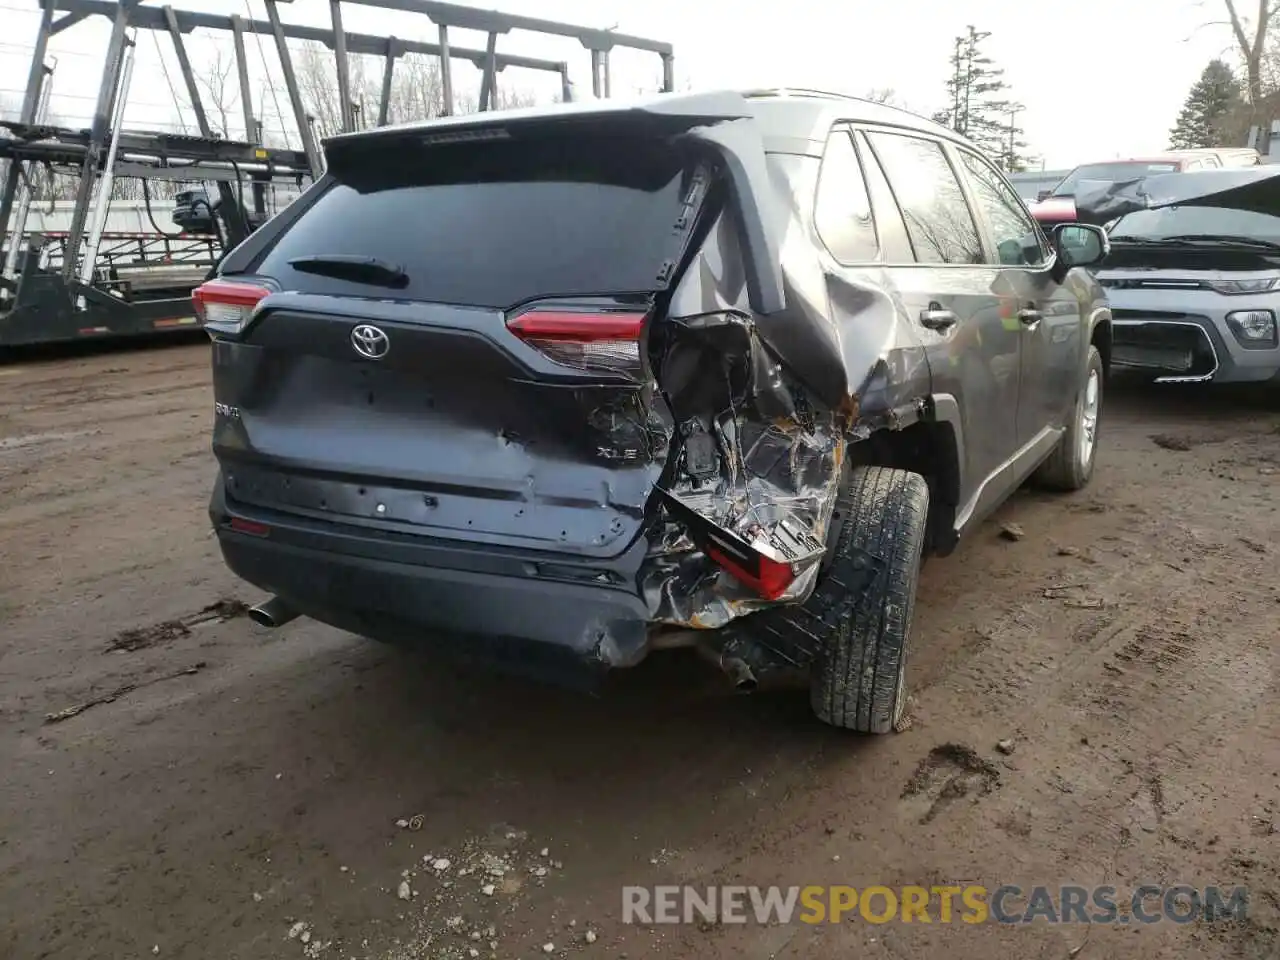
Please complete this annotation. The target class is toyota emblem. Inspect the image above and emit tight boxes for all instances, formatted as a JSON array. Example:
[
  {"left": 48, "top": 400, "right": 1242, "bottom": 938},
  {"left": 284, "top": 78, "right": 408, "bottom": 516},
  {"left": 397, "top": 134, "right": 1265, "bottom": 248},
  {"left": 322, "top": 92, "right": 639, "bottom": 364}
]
[{"left": 351, "top": 324, "right": 390, "bottom": 360}]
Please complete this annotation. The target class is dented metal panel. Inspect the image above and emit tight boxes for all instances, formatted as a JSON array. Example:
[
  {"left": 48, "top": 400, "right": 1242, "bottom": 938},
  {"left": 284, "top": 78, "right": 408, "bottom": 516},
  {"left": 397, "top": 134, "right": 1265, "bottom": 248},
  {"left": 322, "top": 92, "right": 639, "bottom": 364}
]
[
  {"left": 633, "top": 148, "right": 932, "bottom": 632},
  {"left": 641, "top": 309, "right": 845, "bottom": 627},
  {"left": 209, "top": 89, "right": 948, "bottom": 656}
]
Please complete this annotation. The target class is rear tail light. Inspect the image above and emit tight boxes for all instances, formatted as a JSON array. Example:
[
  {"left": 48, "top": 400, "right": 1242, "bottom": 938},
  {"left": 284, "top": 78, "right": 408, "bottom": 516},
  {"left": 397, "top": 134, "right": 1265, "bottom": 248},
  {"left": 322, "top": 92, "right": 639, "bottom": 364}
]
[
  {"left": 705, "top": 518, "right": 826, "bottom": 601},
  {"left": 507, "top": 304, "right": 648, "bottom": 381},
  {"left": 705, "top": 543, "right": 797, "bottom": 601},
  {"left": 193, "top": 279, "right": 271, "bottom": 335},
  {"left": 657, "top": 491, "right": 826, "bottom": 603}
]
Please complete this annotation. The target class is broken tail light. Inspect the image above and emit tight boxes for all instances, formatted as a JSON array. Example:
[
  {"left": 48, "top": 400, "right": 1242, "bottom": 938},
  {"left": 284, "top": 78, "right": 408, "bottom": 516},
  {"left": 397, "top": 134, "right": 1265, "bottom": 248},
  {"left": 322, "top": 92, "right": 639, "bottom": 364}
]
[
  {"left": 193, "top": 279, "right": 271, "bottom": 335},
  {"left": 658, "top": 490, "right": 826, "bottom": 602},
  {"left": 704, "top": 542, "right": 798, "bottom": 601},
  {"left": 507, "top": 304, "right": 648, "bottom": 381}
]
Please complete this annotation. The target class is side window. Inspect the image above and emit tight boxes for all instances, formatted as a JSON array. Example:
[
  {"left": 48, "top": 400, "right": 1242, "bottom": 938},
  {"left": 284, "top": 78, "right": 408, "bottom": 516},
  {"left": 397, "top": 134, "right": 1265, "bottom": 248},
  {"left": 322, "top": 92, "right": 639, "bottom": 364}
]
[
  {"left": 852, "top": 130, "right": 915, "bottom": 263},
  {"left": 866, "top": 132, "right": 983, "bottom": 265},
  {"left": 957, "top": 150, "right": 1047, "bottom": 267},
  {"left": 814, "top": 129, "right": 879, "bottom": 264}
]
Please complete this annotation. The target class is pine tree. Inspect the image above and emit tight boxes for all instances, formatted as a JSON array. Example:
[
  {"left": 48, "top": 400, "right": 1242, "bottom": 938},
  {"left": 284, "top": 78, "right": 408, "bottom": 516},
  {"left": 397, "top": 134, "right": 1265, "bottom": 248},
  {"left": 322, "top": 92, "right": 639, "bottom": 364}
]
[
  {"left": 1169, "top": 59, "right": 1243, "bottom": 148},
  {"left": 936, "top": 26, "right": 1031, "bottom": 170}
]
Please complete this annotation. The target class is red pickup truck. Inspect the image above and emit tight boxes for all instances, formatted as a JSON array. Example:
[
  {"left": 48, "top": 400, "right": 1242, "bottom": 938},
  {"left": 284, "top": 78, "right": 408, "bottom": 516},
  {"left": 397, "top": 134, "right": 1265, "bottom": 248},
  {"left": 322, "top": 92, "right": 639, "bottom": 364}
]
[{"left": 1029, "top": 149, "right": 1260, "bottom": 228}]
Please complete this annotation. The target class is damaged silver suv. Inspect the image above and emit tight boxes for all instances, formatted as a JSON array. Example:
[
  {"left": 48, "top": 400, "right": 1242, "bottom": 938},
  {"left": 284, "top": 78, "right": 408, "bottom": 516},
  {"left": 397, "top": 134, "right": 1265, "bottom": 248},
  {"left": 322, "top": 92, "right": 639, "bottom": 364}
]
[{"left": 198, "top": 90, "right": 1112, "bottom": 733}]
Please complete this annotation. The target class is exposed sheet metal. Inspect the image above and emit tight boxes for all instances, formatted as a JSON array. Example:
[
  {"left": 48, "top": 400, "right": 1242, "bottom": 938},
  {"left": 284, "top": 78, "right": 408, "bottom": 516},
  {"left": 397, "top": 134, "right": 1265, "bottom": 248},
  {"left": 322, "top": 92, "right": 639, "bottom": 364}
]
[{"left": 641, "top": 309, "right": 848, "bottom": 629}]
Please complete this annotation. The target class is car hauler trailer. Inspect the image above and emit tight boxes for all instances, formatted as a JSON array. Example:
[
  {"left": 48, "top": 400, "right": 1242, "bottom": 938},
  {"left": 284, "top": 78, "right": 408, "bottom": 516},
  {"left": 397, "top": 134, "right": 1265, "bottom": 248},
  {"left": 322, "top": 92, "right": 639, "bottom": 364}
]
[{"left": 0, "top": 0, "right": 675, "bottom": 347}]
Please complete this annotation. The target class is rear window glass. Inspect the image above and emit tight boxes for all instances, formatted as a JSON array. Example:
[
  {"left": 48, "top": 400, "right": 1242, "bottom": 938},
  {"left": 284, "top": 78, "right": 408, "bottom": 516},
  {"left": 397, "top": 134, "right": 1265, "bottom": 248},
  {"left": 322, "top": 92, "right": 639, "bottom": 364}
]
[{"left": 251, "top": 135, "right": 702, "bottom": 309}]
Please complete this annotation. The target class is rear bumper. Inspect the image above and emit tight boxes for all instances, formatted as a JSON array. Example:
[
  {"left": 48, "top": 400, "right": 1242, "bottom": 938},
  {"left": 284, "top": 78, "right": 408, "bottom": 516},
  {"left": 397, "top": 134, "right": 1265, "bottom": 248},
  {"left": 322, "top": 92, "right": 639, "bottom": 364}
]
[{"left": 209, "top": 478, "right": 655, "bottom": 683}]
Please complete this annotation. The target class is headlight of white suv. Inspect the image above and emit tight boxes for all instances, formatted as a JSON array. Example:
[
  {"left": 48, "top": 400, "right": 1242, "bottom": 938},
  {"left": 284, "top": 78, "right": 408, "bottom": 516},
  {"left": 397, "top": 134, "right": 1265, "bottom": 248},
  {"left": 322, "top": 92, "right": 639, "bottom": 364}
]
[{"left": 1206, "top": 277, "right": 1279, "bottom": 295}]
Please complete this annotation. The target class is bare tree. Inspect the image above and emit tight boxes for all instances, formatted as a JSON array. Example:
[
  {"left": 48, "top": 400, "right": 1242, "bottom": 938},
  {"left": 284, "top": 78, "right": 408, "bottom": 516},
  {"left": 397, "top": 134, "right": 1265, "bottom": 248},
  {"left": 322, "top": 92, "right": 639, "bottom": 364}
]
[
  {"left": 295, "top": 42, "right": 369, "bottom": 139},
  {"left": 200, "top": 48, "right": 239, "bottom": 139},
  {"left": 293, "top": 40, "right": 538, "bottom": 139},
  {"left": 175, "top": 47, "right": 240, "bottom": 139},
  {"left": 1221, "top": 0, "right": 1280, "bottom": 104},
  {"left": 386, "top": 53, "right": 444, "bottom": 124}
]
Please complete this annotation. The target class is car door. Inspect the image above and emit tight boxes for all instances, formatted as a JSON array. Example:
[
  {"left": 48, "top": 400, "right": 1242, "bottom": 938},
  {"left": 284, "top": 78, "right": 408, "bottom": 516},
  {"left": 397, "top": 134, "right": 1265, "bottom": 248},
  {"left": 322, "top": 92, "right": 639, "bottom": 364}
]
[
  {"left": 952, "top": 147, "right": 1080, "bottom": 445},
  {"left": 810, "top": 124, "right": 924, "bottom": 409},
  {"left": 860, "top": 128, "right": 1019, "bottom": 516}
]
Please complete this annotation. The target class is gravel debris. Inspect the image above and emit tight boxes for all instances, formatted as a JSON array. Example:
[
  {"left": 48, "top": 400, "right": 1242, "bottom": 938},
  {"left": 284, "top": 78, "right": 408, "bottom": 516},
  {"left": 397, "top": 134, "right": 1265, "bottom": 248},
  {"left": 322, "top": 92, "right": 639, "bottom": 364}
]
[
  {"left": 585, "top": 930, "right": 598, "bottom": 944},
  {"left": 396, "top": 880, "right": 412, "bottom": 901},
  {"left": 999, "top": 522, "right": 1025, "bottom": 542},
  {"left": 1151, "top": 433, "right": 1193, "bottom": 452}
]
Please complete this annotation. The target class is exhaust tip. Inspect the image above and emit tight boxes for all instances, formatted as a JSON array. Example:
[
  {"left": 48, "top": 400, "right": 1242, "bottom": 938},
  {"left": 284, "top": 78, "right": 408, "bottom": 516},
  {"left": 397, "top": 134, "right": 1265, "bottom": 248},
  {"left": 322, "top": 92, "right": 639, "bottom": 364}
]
[
  {"left": 721, "top": 656, "right": 758, "bottom": 694},
  {"left": 248, "top": 596, "right": 299, "bottom": 629},
  {"left": 247, "top": 607, "right": 273, "bottom": 628}
]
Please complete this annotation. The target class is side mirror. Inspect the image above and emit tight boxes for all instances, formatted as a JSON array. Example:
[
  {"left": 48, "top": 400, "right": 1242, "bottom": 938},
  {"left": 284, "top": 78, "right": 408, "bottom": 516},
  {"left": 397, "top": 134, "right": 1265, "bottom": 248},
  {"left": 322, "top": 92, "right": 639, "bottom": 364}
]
[
  {"left": 1036, "top": 189, "right": 1052, "bottom": 202},
  {"left": 1052, "top": 223, "right": 1110, "bottom": 270}
]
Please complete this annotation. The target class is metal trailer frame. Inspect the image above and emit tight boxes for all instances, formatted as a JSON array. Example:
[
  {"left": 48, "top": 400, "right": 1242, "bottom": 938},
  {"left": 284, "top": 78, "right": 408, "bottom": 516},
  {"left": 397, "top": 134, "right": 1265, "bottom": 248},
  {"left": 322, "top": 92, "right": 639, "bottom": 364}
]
[{"left": 0, "top": 0, "right": 675, "bottom": 348}]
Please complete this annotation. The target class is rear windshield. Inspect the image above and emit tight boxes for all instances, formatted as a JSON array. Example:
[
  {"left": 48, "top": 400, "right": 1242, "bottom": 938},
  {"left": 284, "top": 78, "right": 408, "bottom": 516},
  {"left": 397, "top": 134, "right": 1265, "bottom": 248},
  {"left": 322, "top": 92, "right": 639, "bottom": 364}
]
[
  {"left": 1053, "top": 162, "right": 1181, "bottom": 197},
  {"left": 250, "top": 134, "right": 702, "bottom": 309}
]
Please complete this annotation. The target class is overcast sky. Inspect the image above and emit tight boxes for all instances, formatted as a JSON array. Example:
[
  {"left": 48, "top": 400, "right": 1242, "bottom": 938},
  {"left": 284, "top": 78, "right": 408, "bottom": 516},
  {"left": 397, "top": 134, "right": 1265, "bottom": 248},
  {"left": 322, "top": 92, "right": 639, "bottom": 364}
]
[{"left": 0, "top": 0, "right": 1245, "bottom": 170}]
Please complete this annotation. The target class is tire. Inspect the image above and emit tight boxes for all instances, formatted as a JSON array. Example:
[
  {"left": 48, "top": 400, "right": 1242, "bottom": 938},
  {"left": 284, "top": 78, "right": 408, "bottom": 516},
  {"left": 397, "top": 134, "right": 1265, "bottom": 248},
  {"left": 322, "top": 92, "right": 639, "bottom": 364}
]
[
  {"left": 810, "top": 466, "right": 929, "bottom": 734},
  {"left": 1034, "top": 345, "right": 1104, "bottom": 492}
]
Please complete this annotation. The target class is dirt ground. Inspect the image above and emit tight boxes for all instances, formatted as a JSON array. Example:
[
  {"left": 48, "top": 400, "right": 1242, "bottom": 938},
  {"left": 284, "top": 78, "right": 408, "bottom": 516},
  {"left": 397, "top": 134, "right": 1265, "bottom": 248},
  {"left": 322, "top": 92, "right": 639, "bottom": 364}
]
[{"left": 0, "top": 340, "right": 1277, "bottom": 960}]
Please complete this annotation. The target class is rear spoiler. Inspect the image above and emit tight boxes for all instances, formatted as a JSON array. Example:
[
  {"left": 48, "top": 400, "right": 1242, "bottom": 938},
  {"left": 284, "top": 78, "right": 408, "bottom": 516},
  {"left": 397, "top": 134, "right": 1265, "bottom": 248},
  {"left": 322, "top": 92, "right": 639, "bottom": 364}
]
[{"left": 321, "top": 91, "right": 786, "bottom": 316}]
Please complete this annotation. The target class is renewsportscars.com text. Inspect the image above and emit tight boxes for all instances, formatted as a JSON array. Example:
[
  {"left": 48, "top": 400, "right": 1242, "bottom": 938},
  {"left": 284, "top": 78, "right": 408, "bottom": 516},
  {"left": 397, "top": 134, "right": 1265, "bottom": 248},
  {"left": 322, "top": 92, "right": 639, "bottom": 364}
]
[{"left": 622, "top": 884, "right": 1250, "bottom": 925}]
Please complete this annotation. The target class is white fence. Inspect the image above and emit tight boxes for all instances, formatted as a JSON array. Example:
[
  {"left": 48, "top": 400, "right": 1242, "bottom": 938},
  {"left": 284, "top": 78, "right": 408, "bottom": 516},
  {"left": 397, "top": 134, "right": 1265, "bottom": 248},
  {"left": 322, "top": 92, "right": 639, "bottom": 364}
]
[
  {"left": 16, "top": 191, "right": 303, "bottom": 237},
  {"left": 19, "top": 200, "right": 180, "bottom": 236}
]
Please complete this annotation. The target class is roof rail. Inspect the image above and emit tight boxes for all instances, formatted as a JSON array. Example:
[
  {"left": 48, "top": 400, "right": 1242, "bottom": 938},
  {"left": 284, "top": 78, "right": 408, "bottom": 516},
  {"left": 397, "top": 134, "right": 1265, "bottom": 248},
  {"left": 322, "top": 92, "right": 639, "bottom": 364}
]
[{"left": 742, "top": 88, "right": 863, "bottom": 103}]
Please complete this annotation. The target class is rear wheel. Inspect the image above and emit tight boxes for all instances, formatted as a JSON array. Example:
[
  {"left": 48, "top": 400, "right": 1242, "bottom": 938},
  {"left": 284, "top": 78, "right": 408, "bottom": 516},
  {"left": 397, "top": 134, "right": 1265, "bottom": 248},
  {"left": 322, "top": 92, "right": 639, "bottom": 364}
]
[
  {"left": 810, "top": 466, "right": 929, "bottom": 734},
  {"left": 1034, "top": 345, "right": 1104, "bottom": 491}
]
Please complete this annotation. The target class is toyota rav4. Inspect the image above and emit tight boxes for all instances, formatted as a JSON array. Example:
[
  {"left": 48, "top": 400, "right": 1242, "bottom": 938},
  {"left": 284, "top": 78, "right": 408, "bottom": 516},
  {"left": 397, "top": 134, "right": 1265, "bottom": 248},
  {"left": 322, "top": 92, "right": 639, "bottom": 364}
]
[{"left": 198, "top": 89, "right": 1112, "bottom": 733}]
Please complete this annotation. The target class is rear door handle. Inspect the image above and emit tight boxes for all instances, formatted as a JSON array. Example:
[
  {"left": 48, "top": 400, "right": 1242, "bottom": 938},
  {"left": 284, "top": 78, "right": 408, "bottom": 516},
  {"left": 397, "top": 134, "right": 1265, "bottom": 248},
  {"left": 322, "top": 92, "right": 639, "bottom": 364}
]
[
  {"left": 919, "top": 307, "right": 958, "bottom": 332},
  {"left": 1018, "top": 308, "right": 1043, "bottom": 328}
]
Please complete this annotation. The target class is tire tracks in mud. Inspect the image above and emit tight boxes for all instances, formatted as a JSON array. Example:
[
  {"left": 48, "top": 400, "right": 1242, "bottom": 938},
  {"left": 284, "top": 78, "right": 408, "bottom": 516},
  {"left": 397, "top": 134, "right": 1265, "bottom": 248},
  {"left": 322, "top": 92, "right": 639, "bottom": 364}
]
[
  {"left": 38, "top": 599, "right": 252, "bottom": 726},
  {"left": 915, "top": 475, "right": 1280, "bottom": 922}
]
